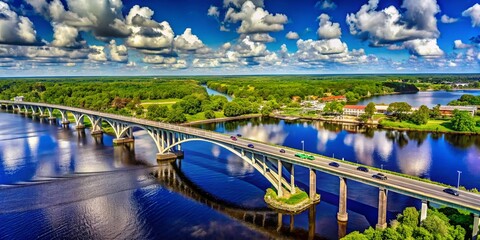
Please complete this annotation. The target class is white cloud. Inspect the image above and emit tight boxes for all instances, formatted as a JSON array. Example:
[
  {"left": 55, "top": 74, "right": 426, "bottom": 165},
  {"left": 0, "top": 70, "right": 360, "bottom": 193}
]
[
  {"left": 233, "top": 36, "right": 267, "bottom": 57},
  {"left": 317, "top": 14, "right": 341, "bottom": 39},
  {"left": 207, "top": 6, "right": 220, "bottom": 18},
  {"left": 109, "top": 40, "right": 128, "bottom": 62},
  {"left": 403, "top": 38, "right": 444, "bottom": 57},
  {"left": 285, "top": 31, "right": 299, "bottom": 40},
  {"left": 462, "top": 3, "right": 480, "bottom": 27},
  {"left": 454, "top": 40, "right": 472, "bottom": 49},
  {"left": 440, "top": 14, "right": 458, "bottom": 24},
  {"left": 51, "top": 23, "right": 81, "bottom": 48},
  {"left": 315, "top": 0, "right": 336, "bottom": 10},
  {"left": 224, "top": 1, "right": 288, "bottom": 34},
  {"left": 347, "top": 0, "right": 440, "bottom": 45},
  {"left": 174, "top": 28, "right": 204, "bottom": 51},
  {"left": 247, "top": 33, "right": 275, "bottom": 42},
  {"left": 88, "top": 45, "right": 107, "bottom": 61},
  {"left": 143, "top": 55, "right": 165, "bottom": 64},
  {"left": 223, "top": 0, "right": 264, "bottom": 8},
  {"left": 0, "top": 2, "right": 38, "bottom": 45}
]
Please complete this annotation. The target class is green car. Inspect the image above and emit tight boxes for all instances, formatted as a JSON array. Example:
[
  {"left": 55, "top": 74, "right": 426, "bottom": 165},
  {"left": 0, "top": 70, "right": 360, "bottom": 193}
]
[{"left": 295, "top": 153, "right": 315, "bottom": 160}]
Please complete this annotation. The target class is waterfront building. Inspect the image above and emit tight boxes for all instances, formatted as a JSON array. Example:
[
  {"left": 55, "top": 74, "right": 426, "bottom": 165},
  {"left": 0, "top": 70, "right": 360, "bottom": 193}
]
[
  {"left": 439, "top": 105, "right": 477, "bottom": 116},
  {"left": 343, "top": 105, "right": 366, "bottom": 116},
  {"left": 14, "top": 96, "right": 24, "bottom": 102},
  {"left": 320, "top": 96, "right": 347, "bottom": 102}
]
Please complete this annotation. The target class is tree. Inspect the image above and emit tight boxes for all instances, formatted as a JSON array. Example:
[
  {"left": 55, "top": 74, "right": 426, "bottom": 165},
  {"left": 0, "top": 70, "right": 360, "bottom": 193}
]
[
  {"left": 204, "top": 110, "right": 215, "bottom": 119},
  {"left": 398, "top": 207, "right": 419, "bottom": 228},
  {"left": 224, "top": 102, "right": 242, "bottom": 117},
  {"left": 450, "top": 110, "right": 476, "bottom": 132},
  {"left": 323, "top": 101, "right": 344, "bottom": 115},
  {"left": 410, "top": 105, "right": 430, "bottom": 125},
  {"left": 430, "top": 104, "right": 441, "bottom": 119},
  {"left": 147, "top": 105, "right": 168, "bottom": 120},
  {"left": 166, "top": 109, "right": 186, "bottom": 123},
  {"left": 387, "top": 102, "right": 412, "bottom": 121},
  {"left": 261, "top": 106, "right": 272, "bottom": 116},
  {"left": 365, "top": 102, "right": 376, "bottom": 119}
]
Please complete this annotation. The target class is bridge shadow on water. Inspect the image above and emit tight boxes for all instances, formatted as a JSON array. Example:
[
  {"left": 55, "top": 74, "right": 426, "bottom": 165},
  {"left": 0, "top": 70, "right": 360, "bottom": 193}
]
[{"left": 152, "top": 160, "right": 330, "bottom": 240}]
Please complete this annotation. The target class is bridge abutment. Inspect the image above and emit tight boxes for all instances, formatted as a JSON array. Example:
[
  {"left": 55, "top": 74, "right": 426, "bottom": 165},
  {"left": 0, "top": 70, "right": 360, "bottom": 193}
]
[
  {"left": 376, "top": 188, "right": 388, "bottom": 230},
  {"left": 337, "top": 177, "right": 348, "bottom": 222}
]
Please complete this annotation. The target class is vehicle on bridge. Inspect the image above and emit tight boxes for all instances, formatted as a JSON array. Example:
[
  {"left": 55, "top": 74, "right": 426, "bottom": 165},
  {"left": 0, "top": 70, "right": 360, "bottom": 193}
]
[
  {"left": 372, "top": 173, "right": 387, "bottom": 180},
  {"left": 247, "top": 143, "right": 254, "bottom": 148},
  {"left": 294, "top": 153, "right": 315, "bottom": 160},
  {"left": 357, "top": 166, "right": 369, "bottom": 172},
  {"left": 230, "top": 136, "right": 237, "bottom": 141},
  {"left": 279, "top": 149, "right": 285, "bottom": 153},
  {"left": 329, "top": 162, "right": 340, "bottom": 167},
  {"left": 443, "top": 188, "right": 460, "bottom": 196},
  {"left": 236, "top": 133, "right": 242, "bottom": 137}
]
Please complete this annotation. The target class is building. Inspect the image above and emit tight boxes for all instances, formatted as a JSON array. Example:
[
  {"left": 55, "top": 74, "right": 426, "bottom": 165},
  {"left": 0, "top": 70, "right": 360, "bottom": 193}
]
[
  {"left": 375, "top": 105, "right": 389, "bottom": 114},
  {"left": 14, "top": 96, "right": 24, "bottom": 102},
  {"left": 439, "top": 105, "right": 477, "bottom": 116},
  {"left": 343, "top": 105, "right": 366, "bottom": 116},
  {"left": 320, "top": 95, "right": 347, "bottom": 102}
]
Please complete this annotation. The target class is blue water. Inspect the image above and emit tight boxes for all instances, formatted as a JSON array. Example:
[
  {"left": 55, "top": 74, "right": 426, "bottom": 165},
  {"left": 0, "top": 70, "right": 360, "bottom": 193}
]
[
  {"left": 203, "top": 85, "right": 233, "bottom": 101},
  {"left": 357, "top": 90, "right": 480, "bottom": 107},
  {"left": 1, "top": 111, "right": 394, "bottom": 240}
]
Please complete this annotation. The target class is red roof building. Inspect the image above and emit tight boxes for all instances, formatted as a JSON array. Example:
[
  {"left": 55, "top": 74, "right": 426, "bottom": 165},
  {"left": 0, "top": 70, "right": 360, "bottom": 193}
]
[
  {"left": 320, "top": 95, "right": 347, "bottom": 102},
  {"left": 343, "top": 105, "right": 366, "bottom": 116}
]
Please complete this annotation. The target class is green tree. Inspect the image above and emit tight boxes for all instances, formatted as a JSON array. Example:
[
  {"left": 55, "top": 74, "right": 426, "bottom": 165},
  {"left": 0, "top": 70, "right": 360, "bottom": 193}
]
[
  {"left": 410, "top": 105, "right": 430, "bottom": 125},
  {"left": 204, "top": 110, "right": 215, "bottom": 119},
  {"left": 166, "top": 109, "right": 186, "bottom": 123},
  {"left": 261, "top": 106, "right": 272, "bottom": 116},
  {"left": 450, "top": 110, "right": 476, "bottom": 132},
  {"left": 323, "top": 101, "right": 344, "bottom": 115},
  {"left": 387, "top": 102, "right": 412, "bottom": 121},
  {"left": 224, "top": 102, "right": 242, "bottom": 117},
  {"left": 398, "top": 207, "right": 420, "bottom": 228},
  {"left": 365, "top": 102, "right": 376, "bottom": 119},
  {"left": 341, "top": 231, "right": 369, "bottom": 240},
  {"left": 430, "top": 104, "right": 441, "bottom": 119}
]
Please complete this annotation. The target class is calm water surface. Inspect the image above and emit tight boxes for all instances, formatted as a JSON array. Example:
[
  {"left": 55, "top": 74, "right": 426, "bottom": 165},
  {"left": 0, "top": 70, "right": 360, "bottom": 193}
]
[
  {"left": 1, "top": 110, "right": 479, "bottom": 240},
  {"left": 357, "top": 90, "right": 480, "bottom": 107}
]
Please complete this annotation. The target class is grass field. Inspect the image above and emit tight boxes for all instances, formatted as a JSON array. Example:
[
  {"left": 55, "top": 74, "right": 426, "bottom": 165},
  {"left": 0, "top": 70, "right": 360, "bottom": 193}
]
[
  {"left": 380, "top": 119, "right": 480, "bottom": 133},
  {"left": 185, "top": 111, "right": 225, "bottom": 122},
  {"left": 140, "top": 98, "right": 180, "bottom": 107}
]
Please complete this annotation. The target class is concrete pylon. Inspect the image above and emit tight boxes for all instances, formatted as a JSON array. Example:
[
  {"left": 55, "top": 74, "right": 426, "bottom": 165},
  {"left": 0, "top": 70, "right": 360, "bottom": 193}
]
[
  {"left": 290, "top": 164, "right": 295, "bottom": 194},
  {"left": 473, "top": 214, "right": 479, "bottom": 240},
  {"left": 277, "top": 159, "right": 283, "bottom": 198},
  {"left": 420, "top": 200, "right": 428, "bottom": 222},
  {"left": 337, "top": 177, "right": 348, "bottom": 222},
  {"left": 309, "top": 168, "right": 316, "bottom": 200},
  {"left": 376, "top": 188, "right": 388, "bottom": 229}
]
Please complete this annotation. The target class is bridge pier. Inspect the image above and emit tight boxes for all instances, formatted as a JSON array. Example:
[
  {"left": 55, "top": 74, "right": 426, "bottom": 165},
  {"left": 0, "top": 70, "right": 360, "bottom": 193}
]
[
  {"left": 290, "top": 165, "right": 295, "bottom": 194},
  {"left": 337, "top": 177, "right": 348, "bottom": 222},
  {"left": 113, "top": 138, "right": 134, "bottom": 149},
  {"left": 376, "top": 188, "right": 388, "bottom": 230},
  {"left": 309, "top": 168, "right": 316, "bottom": 201},
  {"left": 420, "top": 200, "right": 428, "bottom": 222},
  {"left": 277, "top": 159, "right": 283, "bottom": 198},
  {"left": 473, "top": 214, "right": 479, "bottom": 240},
  {"left": 76, "top": 124, "right": 85, "bottom": 130}
]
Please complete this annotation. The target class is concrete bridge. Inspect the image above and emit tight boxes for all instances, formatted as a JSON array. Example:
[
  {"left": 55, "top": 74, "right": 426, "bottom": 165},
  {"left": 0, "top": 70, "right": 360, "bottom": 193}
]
[{"left": 0, "top": 100, "right": 479, "bottom": 238}]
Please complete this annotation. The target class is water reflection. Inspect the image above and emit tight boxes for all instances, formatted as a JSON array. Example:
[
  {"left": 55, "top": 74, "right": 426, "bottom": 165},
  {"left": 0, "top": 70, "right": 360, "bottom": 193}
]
[{"left": 343, "top": 132, "right": 393, "bottom": 165}]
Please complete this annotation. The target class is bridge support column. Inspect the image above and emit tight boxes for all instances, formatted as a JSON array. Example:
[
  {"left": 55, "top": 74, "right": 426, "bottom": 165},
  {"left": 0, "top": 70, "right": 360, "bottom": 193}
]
[
  {"left": 290, "top": 165, "right": 295, "bottom": 194},
  {"left": 420, "top": 200, "right": 428, "bottom": 223},
  {"left": 337, "top": 177, "right": 348, "bottom": 222},
  {"left": 473, "top": 214, "right": 479, "bottom": 240},
  {"left": 76, "top": 124, "right": 85, "bottom": 130},
  {"left": 113, "top": 138, "right": 134, "bottom": 149},
  {"left": 376, "top": 188, "right": 388, "bottom": 230},
  {"left": 309, "top": 168, "right": 316, "bottom": 200},
  {"left": 277, "top": 159, "right": 283, "bottom": 198},
  {"left": 308, "top": 205, "right": 316, "bottom": 240}
]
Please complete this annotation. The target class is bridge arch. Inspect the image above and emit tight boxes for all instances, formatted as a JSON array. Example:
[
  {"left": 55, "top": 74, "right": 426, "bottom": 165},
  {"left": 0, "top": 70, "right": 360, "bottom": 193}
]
[
  {"left": 162, "top": 138, "right": 280, "bottom": 190},
  {"left": 101, "top": 118, "right": 120, "bottom": 138},
  {"left": 118, "top": 124, "right": 165, "bottom": 153}
]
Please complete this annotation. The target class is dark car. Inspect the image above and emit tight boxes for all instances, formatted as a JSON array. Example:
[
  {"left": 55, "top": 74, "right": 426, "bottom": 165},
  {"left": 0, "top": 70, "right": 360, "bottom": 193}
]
[
  {"left": 357, "top": 166, "right": 369, "bottom": 172},
  {"left": 247, "top": 144, "right": 254, "bottom": 148},
  {"left": 329, "top": 162, "right": 340, "bottom": 167},
  {"left": 443, "top": 188, "right": 460, "bottom": 196},
  {"left": 279, "top": 149, "right": 286, "bottom": 153},
  {"left": 372, "top": 173, "right": 387, "bottom": 180},
  {"left": 236, "top": 133, "right": 242, "bottom": 137},
  {"left": 231, "top": 136, "right": 237, "bottom": 141}
]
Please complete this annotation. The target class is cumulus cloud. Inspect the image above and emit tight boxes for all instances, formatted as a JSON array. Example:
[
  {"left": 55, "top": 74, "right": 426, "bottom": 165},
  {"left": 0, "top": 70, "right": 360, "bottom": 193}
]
[
  {"left": 317, "top": 14, "right": 341, "bottom": 39},
  {"left": 347, "top": 0, "right": 440, "bottom": 46},
  {"left": 224, "top": 0, "right": 264, "bottom": 8},
  {"left": 174, "top": 28, "right": 204, "bottom": 51},
  {"left": 109, "top": 40, "right": 128, "bottom": 62},
  {"left": 51, "top": 23, "right": 82, "bottom": 48},
  {"left": 453, "top": 40, "right": 472, "bottom": 49},
  {"left": 125, "top": 5, "right": 174, "bottom": 50},
  {"left": 207, "top": 6, "right": 220, "bottom": 18},
  {"left": 224, "top": 1, "right": 288, "bottom": 34},
  {"left": 315, "top": 0, "right": 337, "bottom": 10},
  {"left": 88, "top": 45, "right": 107, "bottom": 61},
  {"left": 233, "top": 36, "right": 267, "bottom": 57},
  {"left": 403, "top": 38, "right": 444, "bottom": 57},
  {"left": 247, "top": 33, "right": 275, "bottom": 42},
  {"left": 440, "top": 14, "right": 458, "bottom": 24},
  {"left": 285, "top": 31, "right": 299, "bottom": 40},
  {"left": 462, "top": 3, "right": 480, "bottom": 27},
  {"left": 0, "top": 2, "right": 39, "bottom": 45}
]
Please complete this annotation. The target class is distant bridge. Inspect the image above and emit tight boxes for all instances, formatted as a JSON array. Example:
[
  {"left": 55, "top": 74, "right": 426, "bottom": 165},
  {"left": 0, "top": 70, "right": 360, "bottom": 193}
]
[{"left": 0, "top": 100, "right": 478, "bottom": 238}]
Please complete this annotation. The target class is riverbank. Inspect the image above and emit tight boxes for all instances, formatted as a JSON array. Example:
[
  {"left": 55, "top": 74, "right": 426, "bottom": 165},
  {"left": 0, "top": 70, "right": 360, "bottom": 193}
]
[
  {"left": 379, "top": 119, "right": 480, "bottom": 135},
  {"left": 264, "top": 188, "right": 320, "bottom": 213}
]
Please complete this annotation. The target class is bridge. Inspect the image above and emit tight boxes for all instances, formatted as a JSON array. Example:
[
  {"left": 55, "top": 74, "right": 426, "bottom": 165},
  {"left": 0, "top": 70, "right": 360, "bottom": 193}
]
[{"left": 0, "top": 100, "right": 479, "bottom": 238}]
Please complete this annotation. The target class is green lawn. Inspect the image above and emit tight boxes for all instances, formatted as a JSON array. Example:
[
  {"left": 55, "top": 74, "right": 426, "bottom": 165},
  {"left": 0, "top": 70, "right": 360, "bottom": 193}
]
[
  {"left": 185, "top": 111, "right": 225, "bottom": 122},
  {"left": 265, "top": 187, "right": 309, "bottom": 205},
  {"left": 380, "top": 119, "right": 480, "bottom": 133},
  {"left": 140, "top": 98, "right": 180, "bottom": 107}
]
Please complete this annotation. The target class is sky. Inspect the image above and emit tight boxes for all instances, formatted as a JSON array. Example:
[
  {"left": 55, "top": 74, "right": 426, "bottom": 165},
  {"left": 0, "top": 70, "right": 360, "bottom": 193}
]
[{"left": 1, "top": 0, "right": 480, "bottom": 76}]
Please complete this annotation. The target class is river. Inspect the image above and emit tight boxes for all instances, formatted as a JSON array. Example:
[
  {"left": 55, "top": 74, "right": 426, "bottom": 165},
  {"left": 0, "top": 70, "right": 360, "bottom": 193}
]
[
  {"left": 1, "top": 111, "right": 479, "bottom": 239},
  {"left": 202, "top": 84, "right": 233, "bottom": 101},
  {"left": 356, "top": 90, "right": 480, "bottom": 107}
]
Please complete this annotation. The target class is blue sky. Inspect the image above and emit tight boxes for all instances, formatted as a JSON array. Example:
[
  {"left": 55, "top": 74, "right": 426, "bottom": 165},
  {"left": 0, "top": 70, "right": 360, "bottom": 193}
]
[{"left": 1, "top": 0, "right": 480, "bottom": 76}]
